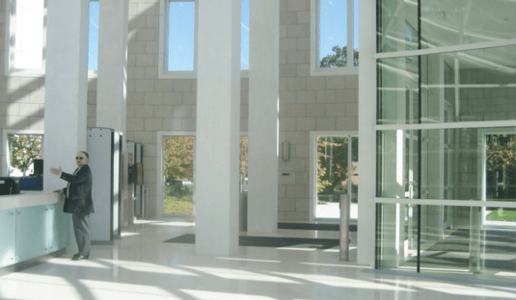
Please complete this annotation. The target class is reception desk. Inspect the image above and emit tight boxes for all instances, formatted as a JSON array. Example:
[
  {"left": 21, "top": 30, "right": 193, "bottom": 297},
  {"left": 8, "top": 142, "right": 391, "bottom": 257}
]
[{"left": 0, "top": 191, "right": 70, "bottom": 270}]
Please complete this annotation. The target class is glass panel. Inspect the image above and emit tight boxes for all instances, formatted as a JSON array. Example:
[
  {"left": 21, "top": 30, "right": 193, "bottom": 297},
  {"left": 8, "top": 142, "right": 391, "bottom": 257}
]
[
  {"left": 52, "top": 201, "right": 71, "bottom": 250},
  {"left": 378, "top": 45, "right": 516, "bottom": 125},
  {"left": 352, "top": 0, "right": 359, "bottom": 66},
  {"left": 15, "top": 206, "right": 48, "bottom": 262},
  {"left": 419, "top": 206, "right": 516, "bottom": 279},
  {"left": 0, "top": 209, "right": 16, "bottom": 267},
  {"left": 378, "top": 0, "right": 516, "bottom": 53},
  {"left": 376, "top": 203, "right": 419, "bottom": 270},
  {"left": 163, "top": 136, "right": 195, "bottom": 215},
  {"left": 377, "top": 0, "right": 419, "bottom": 53},
  {"left": 167, "top": 1, "right": 195, "bottom": 71},
  {"left": 319, "top": 0, "right": 348, "bottom": 68},
  {"left": 378, "top": 203, "right": 516, "bottom": 280},
  {"left": 377, "top": 127, "right": 516, "bottom": 201},
  {"left": 88, "top": 1, "right": 100, "bottom": 71},
  {"left": 240, "top": 0, "right": 250, "bottom": 70}
]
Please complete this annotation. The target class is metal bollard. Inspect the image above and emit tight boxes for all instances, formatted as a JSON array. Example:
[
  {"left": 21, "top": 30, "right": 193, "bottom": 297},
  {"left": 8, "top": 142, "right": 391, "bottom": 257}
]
[{"left": 339, "top": 193, "right": 350, "bottom": 261}]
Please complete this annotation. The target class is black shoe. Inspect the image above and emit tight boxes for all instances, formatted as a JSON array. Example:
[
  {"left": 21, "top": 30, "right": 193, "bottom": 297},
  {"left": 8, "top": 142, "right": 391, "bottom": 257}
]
[{"left": 71, "top": 255, "right": 89, "bottom": 261}]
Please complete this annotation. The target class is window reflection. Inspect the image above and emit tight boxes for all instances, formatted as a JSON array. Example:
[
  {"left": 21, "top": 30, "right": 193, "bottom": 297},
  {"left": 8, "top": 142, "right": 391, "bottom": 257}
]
[{"left": 378, "top": 45, "right": 516, "bottom": 125}]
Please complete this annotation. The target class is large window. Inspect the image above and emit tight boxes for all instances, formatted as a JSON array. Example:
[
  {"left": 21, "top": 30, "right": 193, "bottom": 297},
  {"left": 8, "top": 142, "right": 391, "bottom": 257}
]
[
  {"left": 158, "top": 0, "right": 250, "bottom": 78},
  {"left": 5, "top": 0, "right": 100, "bottom": 76},
  {"left": 5, "top": 0, "right": 46, "bottom": 76},
  {"left": 311, "top": 0, "right": 359, "bottom": 76},
  {"left": 88, "top": 0, "right": 100, "bottom": 72}
]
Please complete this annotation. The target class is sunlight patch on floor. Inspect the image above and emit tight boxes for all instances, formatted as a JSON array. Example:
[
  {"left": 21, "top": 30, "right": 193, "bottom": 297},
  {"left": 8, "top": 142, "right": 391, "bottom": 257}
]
[
  {"left": 181, "top": 289, "right": 278, "bottom": 300},
  {"left": 81, "top": 279, "right": 178, "bottom": 300},
  {"left": 99, "top": 259, "right": 198, "bottom": 276},
  {"left": 215, "top": 257, "right": 281, "bottom": 264},
  {"left": 182, "top": 266, "right": 300, "bottom": 284},
  {"left": 270, "top": 272, "right": 414, "bottom": 291}
]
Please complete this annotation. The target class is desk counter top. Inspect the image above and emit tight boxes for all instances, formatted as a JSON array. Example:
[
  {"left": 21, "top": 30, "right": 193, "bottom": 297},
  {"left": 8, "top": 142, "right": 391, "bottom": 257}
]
[{"left": 0, "top": 191, "right": 64, "bottom": 211}]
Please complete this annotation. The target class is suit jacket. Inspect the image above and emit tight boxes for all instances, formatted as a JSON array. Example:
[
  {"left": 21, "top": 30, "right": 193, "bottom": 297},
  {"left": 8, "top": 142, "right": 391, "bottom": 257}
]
[{"left": 61, "top": 164, "right": 94, "bottom": 215}]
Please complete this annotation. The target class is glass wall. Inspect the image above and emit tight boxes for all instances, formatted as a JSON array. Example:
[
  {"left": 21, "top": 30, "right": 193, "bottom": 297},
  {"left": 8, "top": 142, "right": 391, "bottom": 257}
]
[
  {"left": 377, "top": 203, "right": 516, "bottom": 279},
  {"left": 377, "top": 127, "right": 516, "bottom": 201},
  {"left": 378, "top": 46, "right": 516, "bottom": 125},
  {"left": 374, "top": 0, "right": 516, "bottom": 280},
  {"left": 378, "top": 0, "right": 516, "bottom": 53}
]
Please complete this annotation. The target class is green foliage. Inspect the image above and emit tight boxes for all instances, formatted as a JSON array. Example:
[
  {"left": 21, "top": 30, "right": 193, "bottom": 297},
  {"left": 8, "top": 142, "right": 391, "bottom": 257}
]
[
  {"left": 9, "top": 134, "right": 42, "bottom": 175},
  {"left": 486, "top": 135, "right": 516, "bottom": 171},
  {"left": 317, "top": 136, "right": 348, "bottom": 194},
  {"left": 320, "top": 45, "right": 359, "bottom": 68},
  {"left": 164, "top": 136, "right": 195, "bottom": 181},
  {"left": 164, "top": 196, "right": 193, "bottom": 215},
  {"left": 165, "top": 181, "right": 193, "bottom": 198},
  {"left": 485, "top": 134, "right": 516, "bottom": 200},
  {"left": 240, "top": 136, "right": 249, "bottom": 178},
  {"left": 486, "top": 209, "right": 516, "bottom": 222}
]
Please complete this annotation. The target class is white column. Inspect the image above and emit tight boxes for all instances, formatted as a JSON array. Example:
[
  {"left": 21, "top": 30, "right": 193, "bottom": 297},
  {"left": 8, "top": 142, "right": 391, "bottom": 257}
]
[
  {"left": 43, "top": 0, "right": 89, "bottom": 192},
  {"left": 357, "top": 0, "right": 377, "bottom": 266},
  {"left": 195, "top": 0, "right": 241, "bottom": 256},
  {"left": 96, "top": 0, "right": 129, "bottom": 228},
  {"left": 97, "top": 0, "right": 128, "bottom": 135},
  {"left": 247, "top": 0, "right": 279, "bottom": 233}
]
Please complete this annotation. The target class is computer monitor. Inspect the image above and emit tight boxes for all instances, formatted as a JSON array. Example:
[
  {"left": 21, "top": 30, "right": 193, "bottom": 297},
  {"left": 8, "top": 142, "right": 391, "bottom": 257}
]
[
  {"left": 0, "top": 177, "right": 21, "bottom": 195},
  {"left": 33, "top": 159, "right": 43, "bottom": 176}
]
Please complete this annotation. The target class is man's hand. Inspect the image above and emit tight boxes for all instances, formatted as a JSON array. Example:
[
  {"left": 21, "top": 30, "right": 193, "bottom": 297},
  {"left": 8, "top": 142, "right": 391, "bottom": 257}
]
[{"left": 50, "top": 166, "right": 62, "bottom": 176}]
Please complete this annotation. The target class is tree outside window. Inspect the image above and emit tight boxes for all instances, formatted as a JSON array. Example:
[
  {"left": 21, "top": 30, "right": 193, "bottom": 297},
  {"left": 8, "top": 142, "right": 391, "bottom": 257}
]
[{"left": 9, "top": 134, "right": 43, "bottom": 176}]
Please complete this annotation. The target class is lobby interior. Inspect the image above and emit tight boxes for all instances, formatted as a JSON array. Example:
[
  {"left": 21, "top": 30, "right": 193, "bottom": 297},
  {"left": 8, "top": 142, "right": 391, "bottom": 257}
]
[{"left": 1, "top": 0, "right": 516, "bottom": 299}]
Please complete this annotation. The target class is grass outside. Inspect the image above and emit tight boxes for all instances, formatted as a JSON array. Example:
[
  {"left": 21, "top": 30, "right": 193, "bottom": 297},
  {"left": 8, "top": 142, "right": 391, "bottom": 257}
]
[
  {"left": 164, "top": 196, "right": 193, "bottom": 215},
  {"left": 486, "top": 209, "right": 516, "bottom": 222}
]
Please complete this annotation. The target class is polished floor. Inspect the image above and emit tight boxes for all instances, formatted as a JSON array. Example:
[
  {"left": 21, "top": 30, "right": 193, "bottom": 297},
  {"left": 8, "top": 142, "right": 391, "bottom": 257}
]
[{"left": 1, "top": 218, "right": 516, "bottom": 300}]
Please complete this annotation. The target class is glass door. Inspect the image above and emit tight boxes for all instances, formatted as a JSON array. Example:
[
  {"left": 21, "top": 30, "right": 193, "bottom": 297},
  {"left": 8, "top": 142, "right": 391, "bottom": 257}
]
[
  {"left": 162, "top": 136, "right": 195, "bottom": 216},
  {"left": 315, "top": 134, "right": 358, "bottom": 220}
]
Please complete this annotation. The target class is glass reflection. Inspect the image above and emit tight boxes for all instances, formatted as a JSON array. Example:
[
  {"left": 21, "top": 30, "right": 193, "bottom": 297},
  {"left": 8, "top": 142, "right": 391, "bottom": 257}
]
[
  {"left": 378, "top": 0, "right": 516, "bottom": 53},
  {"left": 377, "top": 203, "right": 516, "bottom": 280},
  {"left": 378, "top": 45, "right": 516, "bottom": 125},
  {"left": 377, "top": 127, "right": 516, "bottom": 202}
]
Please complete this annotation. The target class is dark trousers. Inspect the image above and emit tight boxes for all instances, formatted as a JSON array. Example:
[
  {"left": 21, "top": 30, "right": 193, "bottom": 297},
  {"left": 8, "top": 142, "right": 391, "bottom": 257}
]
[{"left": 72, "top": 214, "right": 91, "bottom": 257}]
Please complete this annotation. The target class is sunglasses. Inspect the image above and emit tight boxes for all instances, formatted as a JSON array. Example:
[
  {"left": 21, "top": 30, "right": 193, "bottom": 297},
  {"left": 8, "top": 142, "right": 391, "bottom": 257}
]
[{"left": 76, "top": 157, "right": 85, "bottom": 160}]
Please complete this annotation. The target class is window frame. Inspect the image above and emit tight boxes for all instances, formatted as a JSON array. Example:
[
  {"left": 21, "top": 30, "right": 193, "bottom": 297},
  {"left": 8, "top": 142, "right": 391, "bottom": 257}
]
[
  {"left": 4, "top": 0, "right": 47, "bottom": 77},
  {"left": 158, "top": 0, "right": 198, "bottom": 79},
  {"left": 87, "top": 0, "right": 100, "bottom": 78},
  {"left": 4, "top": 0, "right": 100, "bottom": 78},
  {"left": 310, "top": 0, "right": 358, "bottom": 76}
]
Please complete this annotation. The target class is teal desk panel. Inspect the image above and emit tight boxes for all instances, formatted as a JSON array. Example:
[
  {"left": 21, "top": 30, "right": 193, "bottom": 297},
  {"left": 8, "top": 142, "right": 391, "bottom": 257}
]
[
  {"left": 15, "top": 205, "right": 48, "bottom": 263},
  {"left": 0, "top": 209, "right": 15, "bottom": 267},
  {"left": 49, "top": 202, "right": 71, "bottom": 252}
]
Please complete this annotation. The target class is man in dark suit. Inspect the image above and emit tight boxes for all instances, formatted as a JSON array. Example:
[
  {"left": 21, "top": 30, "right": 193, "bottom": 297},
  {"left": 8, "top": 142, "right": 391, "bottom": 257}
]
[{"left": 50, "top": 151, "right": 94, "bottom": 261}]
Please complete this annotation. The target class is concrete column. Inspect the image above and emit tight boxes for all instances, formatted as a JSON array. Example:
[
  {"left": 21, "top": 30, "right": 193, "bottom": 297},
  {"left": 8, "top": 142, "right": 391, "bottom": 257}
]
[
  {"left": 195, "top": 0, "right": 241, "bottom": 256},
  {"left": 247, "top": 0, "right": 279, "bottom": 233},
  {"left": 96, "top": 0, "right": 130, "bottom": 227},
  {"left": 43, "top": 0, "right": 89, "bottom": 192}
]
